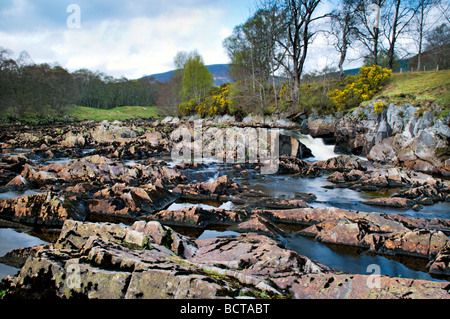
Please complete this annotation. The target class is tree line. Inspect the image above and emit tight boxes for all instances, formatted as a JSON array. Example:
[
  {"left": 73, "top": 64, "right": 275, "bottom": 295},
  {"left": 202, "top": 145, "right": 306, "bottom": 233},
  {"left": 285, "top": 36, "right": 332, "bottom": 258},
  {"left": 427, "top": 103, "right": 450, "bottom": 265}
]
[{"left": 0, "top": 48, "right": 163, "bottom": 119}]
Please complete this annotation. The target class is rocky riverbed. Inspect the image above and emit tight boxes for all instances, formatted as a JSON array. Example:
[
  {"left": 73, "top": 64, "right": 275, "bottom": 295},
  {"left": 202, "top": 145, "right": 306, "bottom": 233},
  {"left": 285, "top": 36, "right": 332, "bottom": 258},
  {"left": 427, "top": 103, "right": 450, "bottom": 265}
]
[{"left": 0, "top": 104, "right": 449, "bottom": 299}]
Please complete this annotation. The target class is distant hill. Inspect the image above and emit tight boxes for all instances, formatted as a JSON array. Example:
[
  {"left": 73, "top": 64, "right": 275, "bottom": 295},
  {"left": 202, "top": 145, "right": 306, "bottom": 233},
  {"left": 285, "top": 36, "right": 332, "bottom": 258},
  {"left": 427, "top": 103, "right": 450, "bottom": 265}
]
[
  {"left": 144, "top": 59, "right": 416, "bottom": 87},
  {"left": 144, "top": 64, "right": 232, "bottom": 86}
]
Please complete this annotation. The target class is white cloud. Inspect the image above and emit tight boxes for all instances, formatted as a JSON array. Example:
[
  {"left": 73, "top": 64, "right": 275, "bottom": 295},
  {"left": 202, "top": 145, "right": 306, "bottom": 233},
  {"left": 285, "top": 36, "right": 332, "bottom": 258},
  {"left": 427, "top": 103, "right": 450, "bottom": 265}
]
[
  {"left": 2, "top": 1, "right": 242, "bottom": 79},
  {"left": 59, "top": 6, "right": 230, "bottom": 79}
]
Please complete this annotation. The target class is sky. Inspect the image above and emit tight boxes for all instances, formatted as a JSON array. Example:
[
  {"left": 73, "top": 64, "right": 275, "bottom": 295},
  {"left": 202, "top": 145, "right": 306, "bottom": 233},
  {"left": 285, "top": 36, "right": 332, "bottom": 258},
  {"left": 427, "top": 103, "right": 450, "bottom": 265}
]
[
  {"left": 0, "top": 0, "right": 387, "bottom": 80},
  {"left": 0, "top": 0, "right": 254, "bottom": 79}
]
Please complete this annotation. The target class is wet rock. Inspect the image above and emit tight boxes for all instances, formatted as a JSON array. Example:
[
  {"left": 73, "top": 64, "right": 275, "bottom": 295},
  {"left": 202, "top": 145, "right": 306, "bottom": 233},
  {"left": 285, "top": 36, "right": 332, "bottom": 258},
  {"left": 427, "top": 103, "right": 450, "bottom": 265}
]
[
  {"left": 308, "top": 116, "right": 336, "bottom": 139},
  {"left": 285, "top": 273, "right": 450, "bottom": 299},
  {"left": 261, "top": 198, "right": 311, "bottom": 209},
  {"left": 299, "top": 215, "right": 449, "bottom": 265},
  {"left": 230, "top": 215, "right": 285, "bottom": 238},
  {"left": 5, "top": 175, "right": 29, "bottom": 189},
  {"left": 0, "top": 221, "right": 287, "bottom": 299},
  {"left": 394, "top": 184, "right": 447, "bottom": 204},
  {"left": 258, "top": 207, "right": 360, "bottom": 226},
  {"left": 174, "top": 175, "right": 241, "bottom": 200},
  {"left": 192, "top": 233, "right": 331, "bottom": 277},
  {"left": 278, "top": 156, "right": 312, "bottom": 174},
  {"left": 362, "top": 197, "right": 416, "bottom": 209},
  {"left": 377, "top": 229, "right": 449, "bottom": 259},
  {"left": 427, "top": 243, "right": 450, "bottom": 276},
  {"left": 0, "top": 192, "right": 72, "bottom": 226},
  {"left": 367, "top": 138, "right": 398, "bottom": 165},
  {"left": 87, "top": 183, "right": 177, "bottom": 218},
  {"left": 204, "top": 175, "right": 236, "bottom": 195},
  {"left": 358, "top": 212, "right": 409, "bottom": 233},
  {"left": 0, "top": 245, "right": 46, "bottom": 268},
  {"left": 321, "top": 155, "right": 366, "bottom": 172},
  {"left": 2, "top": 217, "right": 449, "bottom": 299},
  {"left": 327, "top": 171, "right": 346, "bottom": 183},
  {"left": 316, "top": 219, "right": 364, "bottom": 247},
  {"left": 279, "top": 135, "right": 313, "bottom": 159},
  {"left": 142, "top": 131, "right": 163, "bottom": 147},
  {"left": 151, "top": 206, "right": 250, "bottom": 229},
  {"left": 0, "top": 156, "right": 33, "bottom": 187},
  {"left": 389, "top": 214, "right": 450, "bottom": 233},
  {"left": 61, "top": 132, "right": 86, "bottom": 148}
]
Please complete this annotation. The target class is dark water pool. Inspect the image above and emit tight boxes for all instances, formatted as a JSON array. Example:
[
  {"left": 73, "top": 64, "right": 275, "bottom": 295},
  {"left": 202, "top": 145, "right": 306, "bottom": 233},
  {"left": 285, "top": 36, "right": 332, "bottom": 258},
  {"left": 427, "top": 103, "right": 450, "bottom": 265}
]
[
  {"left": 285, "top": 233, "right": 446, "bottom": 282},
  {"left": 0, "top": 228, "right": 48, "bottom": 280}
]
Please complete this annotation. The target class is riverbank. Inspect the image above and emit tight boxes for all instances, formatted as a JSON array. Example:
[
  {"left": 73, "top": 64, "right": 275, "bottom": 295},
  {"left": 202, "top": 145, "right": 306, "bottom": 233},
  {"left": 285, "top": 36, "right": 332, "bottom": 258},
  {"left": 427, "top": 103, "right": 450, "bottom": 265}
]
[{"left": 0, "top": 110, "right": 449, "bottom": 299}]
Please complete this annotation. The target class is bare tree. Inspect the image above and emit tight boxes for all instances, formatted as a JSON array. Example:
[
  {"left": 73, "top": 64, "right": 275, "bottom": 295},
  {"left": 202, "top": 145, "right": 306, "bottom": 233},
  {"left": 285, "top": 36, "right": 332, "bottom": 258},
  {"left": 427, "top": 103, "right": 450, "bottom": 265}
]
[
  {"left": 329, "top": 0, "right": 359, "bottom": 80},
  {"left": 411, "top": 0, "right": 441, "bottom": 70},
  {"left": 260, "top": 0, "right": 331, "bottom": 108},
  {"left": 436, "top": 0, "right": 450, "bottom": 23},
  {"left": 383, "top": 0, "right": 419, "bottom": 70},
  {"left": 354, "top": 0, "right": 385, "bottom": 66}
]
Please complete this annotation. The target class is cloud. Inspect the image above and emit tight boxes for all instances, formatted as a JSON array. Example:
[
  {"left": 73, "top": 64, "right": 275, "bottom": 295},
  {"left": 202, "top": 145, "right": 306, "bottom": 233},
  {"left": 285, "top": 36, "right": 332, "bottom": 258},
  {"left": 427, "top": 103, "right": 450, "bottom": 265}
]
[
  {"left": 1, "top": 0, "right": 248, "bottom": 79},
  {"left": 55, "top": 5, "right": 232, "bottom": 78}
]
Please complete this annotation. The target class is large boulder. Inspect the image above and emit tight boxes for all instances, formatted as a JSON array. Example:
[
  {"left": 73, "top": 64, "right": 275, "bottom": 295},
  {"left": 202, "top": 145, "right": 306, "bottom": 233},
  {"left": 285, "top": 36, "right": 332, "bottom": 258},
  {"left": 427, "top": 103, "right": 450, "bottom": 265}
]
[
  {"left": 308, "top": 116, "right": 336, "bottom": 139},
  {"left": 279, "top": 134, "right": 313, "bottom": 159}
]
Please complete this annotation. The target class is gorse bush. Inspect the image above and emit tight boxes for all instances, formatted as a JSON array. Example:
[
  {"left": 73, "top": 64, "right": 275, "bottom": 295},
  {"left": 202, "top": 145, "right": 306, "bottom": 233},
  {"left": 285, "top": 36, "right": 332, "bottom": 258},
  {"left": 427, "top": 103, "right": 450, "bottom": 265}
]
[
  {"left": 178, "top": 83, "right": 233, "bottom": 118},
  {"left": 329, "top": 65, "right": 392, "bottom": 111},
  {"left": 374, "top": 101, "right": 385, "bottom": 114}
]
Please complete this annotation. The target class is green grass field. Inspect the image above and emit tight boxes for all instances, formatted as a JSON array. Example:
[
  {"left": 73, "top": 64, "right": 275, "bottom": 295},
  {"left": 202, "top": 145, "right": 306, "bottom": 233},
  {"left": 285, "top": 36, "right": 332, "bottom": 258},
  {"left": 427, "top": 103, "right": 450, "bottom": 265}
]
[
  {"left": 69, "top": 106, "right": 161, "bottom": 122},
  {"left": 374, "top": 69, "right": 450, "bottom": 108}
]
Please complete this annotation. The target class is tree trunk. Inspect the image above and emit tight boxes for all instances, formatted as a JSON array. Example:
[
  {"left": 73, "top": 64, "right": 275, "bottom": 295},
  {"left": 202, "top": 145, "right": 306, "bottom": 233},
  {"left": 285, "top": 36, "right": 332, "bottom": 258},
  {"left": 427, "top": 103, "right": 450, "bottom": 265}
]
[
  {"left": 388, "top": 0, "right": 401, "bottom": 70},
  {"left": 417, "top": 1, "right": 424, "bottom": 71},
  {"left": 272, "top": 66, "right": 278, "bottom": 109},
  {"left": 373, "top": 25, "right": 380, "bottom": 66},
  {"left": 338, "top": 39, "right": 348, "bottom": 80}
]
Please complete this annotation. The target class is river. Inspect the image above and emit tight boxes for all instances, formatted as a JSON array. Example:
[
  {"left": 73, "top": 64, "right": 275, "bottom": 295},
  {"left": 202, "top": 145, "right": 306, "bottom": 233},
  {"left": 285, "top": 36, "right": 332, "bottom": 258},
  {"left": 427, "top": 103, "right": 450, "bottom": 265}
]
[{"left": 0, "top": 133, "right": 449, "bottom": 282}]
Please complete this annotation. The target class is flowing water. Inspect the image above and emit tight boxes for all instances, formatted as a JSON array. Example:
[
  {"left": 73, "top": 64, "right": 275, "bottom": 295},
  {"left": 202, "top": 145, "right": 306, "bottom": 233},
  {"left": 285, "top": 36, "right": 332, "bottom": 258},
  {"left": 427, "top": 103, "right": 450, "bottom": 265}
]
[
  {"left": 280, "top": 130, "right": 338, "bottom": 161},
  {"left": 0, "top": 133, "right": 449, "bottom": 282}
]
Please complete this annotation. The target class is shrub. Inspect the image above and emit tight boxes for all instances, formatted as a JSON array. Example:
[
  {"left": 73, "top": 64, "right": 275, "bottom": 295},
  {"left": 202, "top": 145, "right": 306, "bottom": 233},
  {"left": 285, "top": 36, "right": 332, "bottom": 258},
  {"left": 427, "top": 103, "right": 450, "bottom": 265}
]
[
  {"left": 329, "top": 65, "right": 392, "bottom": 112},
  {"left": 178, "top": 99, "right": 198, "bottom": 117},
  {"left": 206, "top": 83, "right": 233, "bottom": 117},
  {"left": 374, "top": 101, "right": 384, "bottom": 114},
  {"left": 178, "top": 83, "right": 233, "bottom": 118}
]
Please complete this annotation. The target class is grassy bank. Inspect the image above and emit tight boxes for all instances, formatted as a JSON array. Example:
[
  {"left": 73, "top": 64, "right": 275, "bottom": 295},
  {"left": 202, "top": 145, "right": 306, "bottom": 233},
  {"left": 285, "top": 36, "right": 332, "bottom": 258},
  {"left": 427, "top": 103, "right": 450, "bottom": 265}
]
[
  {"left": 0, "top": 106, "right": 161, "bottom": 125},
  {"left": 68, "top": 106, "right": 161, "bottom": 122},
  {"left": 373, "top": 69, "right": 450, "bottom": 108}
]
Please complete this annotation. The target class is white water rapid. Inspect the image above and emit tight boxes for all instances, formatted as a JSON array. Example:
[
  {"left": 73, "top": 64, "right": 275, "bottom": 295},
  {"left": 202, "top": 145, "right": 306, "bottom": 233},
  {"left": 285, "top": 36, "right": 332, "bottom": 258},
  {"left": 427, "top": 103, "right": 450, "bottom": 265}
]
[{"left": 281, "top": 130, "right": 338, "bottom": 161}]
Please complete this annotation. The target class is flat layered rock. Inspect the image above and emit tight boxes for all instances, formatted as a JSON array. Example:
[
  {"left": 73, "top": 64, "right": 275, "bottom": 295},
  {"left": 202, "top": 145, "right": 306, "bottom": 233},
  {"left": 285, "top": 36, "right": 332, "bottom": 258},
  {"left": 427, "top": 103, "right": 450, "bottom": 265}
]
[
  {"left": 0, "top": 192, "right": 70, "bottom": 226},
  {"left": 427, "top": 243, "right": 450, "bottom": 276},
  {"left": 284, "top": 273, "right": 450, "bottom": 299},
  {"left": 1, "top": 219, "right": 449, "bottom": 299},
  {"left": 150, "top": 206, "right": 250, "bottom": 228},
  {"left": 362, "top": 197, "right": 416, "bottom": 209},
  {"left": 257, "top": 207, "right": 360, "bottom": 226}
]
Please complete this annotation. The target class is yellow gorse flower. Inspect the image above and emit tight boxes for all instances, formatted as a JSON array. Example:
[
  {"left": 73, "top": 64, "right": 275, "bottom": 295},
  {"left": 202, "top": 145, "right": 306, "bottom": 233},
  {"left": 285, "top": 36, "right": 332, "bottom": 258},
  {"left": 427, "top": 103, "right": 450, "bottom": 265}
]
[{"left": 329, "top": 65, "right": 392, "bottom": 112}]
